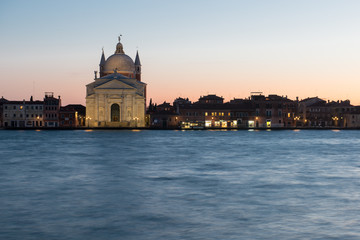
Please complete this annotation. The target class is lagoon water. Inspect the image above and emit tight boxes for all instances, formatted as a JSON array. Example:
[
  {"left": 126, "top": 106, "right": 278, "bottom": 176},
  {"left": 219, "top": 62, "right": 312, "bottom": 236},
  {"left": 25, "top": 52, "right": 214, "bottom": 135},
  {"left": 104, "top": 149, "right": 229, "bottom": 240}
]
[{"left": 1, "top": 129, "right": 360, "bottom": 239}]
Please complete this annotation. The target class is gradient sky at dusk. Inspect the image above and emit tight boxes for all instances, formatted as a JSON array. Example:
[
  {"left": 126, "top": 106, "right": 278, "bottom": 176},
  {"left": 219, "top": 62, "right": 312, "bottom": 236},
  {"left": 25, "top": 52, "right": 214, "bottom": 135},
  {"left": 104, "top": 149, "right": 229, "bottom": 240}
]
[{"left": 1, "top": 0, "right": 360, "bottom": 105}]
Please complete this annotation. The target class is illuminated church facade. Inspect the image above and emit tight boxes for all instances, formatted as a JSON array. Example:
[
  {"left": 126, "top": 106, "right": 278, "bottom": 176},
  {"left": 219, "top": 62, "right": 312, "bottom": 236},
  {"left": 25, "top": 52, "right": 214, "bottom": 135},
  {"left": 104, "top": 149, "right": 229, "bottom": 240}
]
[{"left": 86, "top": 37, "right": 146, "bottom": 128}]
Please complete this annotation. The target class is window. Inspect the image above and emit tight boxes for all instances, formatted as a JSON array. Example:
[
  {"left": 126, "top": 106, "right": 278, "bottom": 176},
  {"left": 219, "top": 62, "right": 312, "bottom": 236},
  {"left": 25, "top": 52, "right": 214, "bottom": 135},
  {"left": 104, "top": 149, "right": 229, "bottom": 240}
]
[
  {"left": 35, "top": 106, "right": 38, "bottom": 110},
  {"left": 266, "top": 120, "right": 271, "bottom": 128},
  {"left": 5, "top": 114, "right": 7, "bottom": 117},
  {"left": 4, "top": 106, "right": 7, "bottom": 109},
  {"left": 13, "top": 114, "right": 16, "bottom": 117},
  {"left": 39, "top": 106, "right": 42, "bottom": 110},
  {"left": 205, "top": 112, "right": 208, "bottom": 116},
  {"left": 13, "top": 106, "right": 16, "bottom": 110}
]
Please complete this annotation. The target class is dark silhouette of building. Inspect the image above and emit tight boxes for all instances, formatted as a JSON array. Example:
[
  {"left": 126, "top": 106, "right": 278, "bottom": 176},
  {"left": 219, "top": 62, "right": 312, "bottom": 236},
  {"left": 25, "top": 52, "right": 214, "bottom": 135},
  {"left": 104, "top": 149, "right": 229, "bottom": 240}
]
[{"left": 59, "top": 104, "right": 86, "bottom": 127}]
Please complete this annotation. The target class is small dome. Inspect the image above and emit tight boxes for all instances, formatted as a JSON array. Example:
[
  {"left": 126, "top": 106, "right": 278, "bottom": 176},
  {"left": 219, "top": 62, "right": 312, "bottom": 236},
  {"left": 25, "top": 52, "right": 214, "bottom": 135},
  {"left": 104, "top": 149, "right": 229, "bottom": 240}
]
[{"left": 103, "top": 53, "right": 135, "bottom": 74}]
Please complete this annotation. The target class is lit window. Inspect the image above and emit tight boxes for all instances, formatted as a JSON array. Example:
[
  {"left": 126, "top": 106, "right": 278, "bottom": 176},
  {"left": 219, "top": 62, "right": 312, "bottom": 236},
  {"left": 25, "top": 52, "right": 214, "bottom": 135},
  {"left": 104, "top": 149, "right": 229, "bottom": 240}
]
[
  {"left": 266, "top": 120, "right": 271, "bottom": 128},
  {"left": 205, "top": 112, "right": 208, "bottom": 116},
  {"left": 232, "top": 120, "right": 237, "bottom": 127},
  {"left": 205, "top": 121, "right": 212, "bottom": 127},
  {"left": 228, "top": 112, "right": 231, "bottom": 116},
  {"left": 248, "top": 120, "right": 255, "bottom": 128},
  {"left": 20, "top": 106, "right": 23, "bottom": 109},
  {"left": 287, "top": 113, "right": 291, "bottom": 118}
]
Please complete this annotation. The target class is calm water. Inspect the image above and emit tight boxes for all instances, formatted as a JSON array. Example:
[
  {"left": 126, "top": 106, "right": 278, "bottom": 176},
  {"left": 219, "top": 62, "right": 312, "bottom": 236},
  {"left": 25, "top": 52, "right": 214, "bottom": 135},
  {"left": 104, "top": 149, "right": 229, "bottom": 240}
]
[{"left": 1, "top": 129, "right": 360, "bottom": 240}]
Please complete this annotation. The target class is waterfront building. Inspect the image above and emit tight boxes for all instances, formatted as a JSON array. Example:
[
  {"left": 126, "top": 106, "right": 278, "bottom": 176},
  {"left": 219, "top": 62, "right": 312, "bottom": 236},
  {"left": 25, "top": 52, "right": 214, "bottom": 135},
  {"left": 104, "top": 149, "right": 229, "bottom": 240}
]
[
  {"left": 177, "top": 95, "right": 254, "bottom": 129},
  {"left": 250, "top": 94, "right": 298, "bottom": 128},
  {"left": 299, "top": 98, "right": 354, "bottom": 127},
  {"left": 148, "top": 94, "right": 299, "bottom": 129},
  {"left": 343, "top": 106, "right": 360, "bottom": 128},
  {"left": 43, "top": 92, "right": 61, "bottom": 127},
  {"left": 86, "top": 37, "right": 146, "bottom": 128},
  {"left": 59, "top": 104, "right": 86, "bottom": 127},
  {"left": 2, "top": 97, "right": 44, "bottom": 128},
  {"left": 0, "top": 97, "right": 8, "bottom": 127},
  {"left": 147, "top": 101, "right": 180, "bottom": 128}
]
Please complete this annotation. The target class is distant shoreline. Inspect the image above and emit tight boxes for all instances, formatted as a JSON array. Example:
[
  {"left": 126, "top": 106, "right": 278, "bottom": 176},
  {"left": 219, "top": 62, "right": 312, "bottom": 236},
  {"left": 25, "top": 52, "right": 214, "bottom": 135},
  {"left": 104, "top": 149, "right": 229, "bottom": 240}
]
[{"left": 1, "top": 127, "right": 359, "bottom": 131}]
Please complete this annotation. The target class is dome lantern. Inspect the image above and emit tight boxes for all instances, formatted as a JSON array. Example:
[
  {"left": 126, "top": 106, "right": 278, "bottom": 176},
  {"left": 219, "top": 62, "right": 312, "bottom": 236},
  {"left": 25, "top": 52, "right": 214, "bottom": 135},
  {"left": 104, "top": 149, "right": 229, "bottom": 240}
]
[{"left": 115, "top": 35, "right": 125, "bottom": 54}]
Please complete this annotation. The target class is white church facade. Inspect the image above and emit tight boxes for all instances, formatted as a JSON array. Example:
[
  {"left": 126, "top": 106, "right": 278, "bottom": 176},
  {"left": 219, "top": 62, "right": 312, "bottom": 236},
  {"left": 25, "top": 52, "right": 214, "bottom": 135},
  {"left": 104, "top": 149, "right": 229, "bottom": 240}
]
[{"left": 86, "top": 37, "right": 146, "bottom": 128}]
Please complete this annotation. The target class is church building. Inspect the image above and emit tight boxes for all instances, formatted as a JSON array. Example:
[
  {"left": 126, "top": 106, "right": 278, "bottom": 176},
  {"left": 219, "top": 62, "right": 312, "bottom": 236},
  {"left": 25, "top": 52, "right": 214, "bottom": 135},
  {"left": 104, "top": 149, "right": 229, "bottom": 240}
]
[{"left": 86, "top": 37, "right": 146, "bottom": 128}]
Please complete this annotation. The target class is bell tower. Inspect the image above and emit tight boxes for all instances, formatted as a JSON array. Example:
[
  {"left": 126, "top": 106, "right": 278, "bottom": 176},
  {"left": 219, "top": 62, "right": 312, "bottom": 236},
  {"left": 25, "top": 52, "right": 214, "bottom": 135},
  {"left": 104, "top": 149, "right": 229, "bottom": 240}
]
[{"left": 134, "top": 50, "right": 141, "bottom": 81}]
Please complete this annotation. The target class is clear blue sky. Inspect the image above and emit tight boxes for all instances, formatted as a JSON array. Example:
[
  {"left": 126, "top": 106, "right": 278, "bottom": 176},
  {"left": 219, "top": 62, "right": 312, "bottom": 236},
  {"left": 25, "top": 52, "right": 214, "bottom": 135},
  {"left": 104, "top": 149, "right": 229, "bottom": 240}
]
[{"left": 1, "top": 0, "right": 360, "bottom": 105}]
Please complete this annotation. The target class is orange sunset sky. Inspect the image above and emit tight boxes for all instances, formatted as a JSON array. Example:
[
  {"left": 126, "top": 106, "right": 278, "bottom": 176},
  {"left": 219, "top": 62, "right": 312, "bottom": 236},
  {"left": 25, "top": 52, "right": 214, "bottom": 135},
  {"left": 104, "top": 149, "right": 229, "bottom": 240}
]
[{"left": 1, "top": 0, "right": 360, "bottom": 106}]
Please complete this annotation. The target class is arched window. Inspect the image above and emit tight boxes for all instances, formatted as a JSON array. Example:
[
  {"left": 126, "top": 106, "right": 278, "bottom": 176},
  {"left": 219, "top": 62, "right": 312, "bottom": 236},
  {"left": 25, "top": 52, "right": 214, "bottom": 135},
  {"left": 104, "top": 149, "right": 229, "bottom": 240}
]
[{"left": 111, "top": 104, "right": 120, "bottom": 122}]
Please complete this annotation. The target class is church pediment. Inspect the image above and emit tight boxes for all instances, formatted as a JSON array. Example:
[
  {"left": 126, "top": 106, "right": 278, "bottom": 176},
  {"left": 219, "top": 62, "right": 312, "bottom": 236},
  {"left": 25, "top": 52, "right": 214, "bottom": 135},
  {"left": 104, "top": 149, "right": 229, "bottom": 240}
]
[{"left": 94, "top": 80, "right": 135, "bottom": 90}]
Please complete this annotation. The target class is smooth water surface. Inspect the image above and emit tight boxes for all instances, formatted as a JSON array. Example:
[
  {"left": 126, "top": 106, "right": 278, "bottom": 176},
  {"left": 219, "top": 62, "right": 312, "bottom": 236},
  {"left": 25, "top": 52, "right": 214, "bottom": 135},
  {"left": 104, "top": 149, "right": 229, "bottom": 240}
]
[{"left": 1, "top": 129, "right": 360, "bottom": 240}]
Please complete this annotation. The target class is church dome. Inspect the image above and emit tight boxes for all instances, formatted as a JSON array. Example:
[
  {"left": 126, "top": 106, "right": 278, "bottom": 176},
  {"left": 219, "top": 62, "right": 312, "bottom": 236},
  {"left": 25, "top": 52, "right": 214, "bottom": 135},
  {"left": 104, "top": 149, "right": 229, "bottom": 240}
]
[
  {"left": 103, "top": 54, "right": 135, "bottom": 74},
  {"left": 102, "top": 37, "right": 135, "bottom": 75}
]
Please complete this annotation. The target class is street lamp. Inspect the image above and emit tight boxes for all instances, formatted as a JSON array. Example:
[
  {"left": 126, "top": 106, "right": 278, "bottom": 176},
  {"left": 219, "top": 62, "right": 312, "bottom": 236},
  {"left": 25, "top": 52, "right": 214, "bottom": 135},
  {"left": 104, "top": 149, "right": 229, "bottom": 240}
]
[
  {"left": 133, "top": 117, "right": 139, "bottom": 128},
  {"left": 86, "top": 117, "right": 91, "bottom": 128}
]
